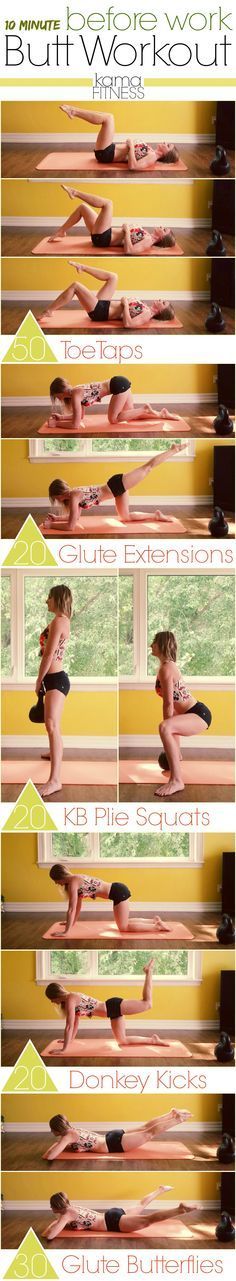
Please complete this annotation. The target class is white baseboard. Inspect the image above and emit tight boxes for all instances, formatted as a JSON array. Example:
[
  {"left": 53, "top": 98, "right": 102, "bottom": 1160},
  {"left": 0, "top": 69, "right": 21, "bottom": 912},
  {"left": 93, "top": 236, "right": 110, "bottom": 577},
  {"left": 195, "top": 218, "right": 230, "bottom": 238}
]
[
  {"left": 3, "top": 1200, "right": 219, "bottom": 1212},
  {"left": 2, "top": 215, "right": 211, "bottom": 230},
  {"left": 3, "top": 1019, "right": 218, "bottom": 1031},
  {"left": 2, "top": 734, "right": 117, "bottom": 748},
  {"left": 2, "top": 392, "right": 218, "bottom": 408},
  {"left": 3, "top": 901, "right": 219, "bottom": 914},
  {"left": 2, "top": 1120, "right": 221, "bottom": 1135},
  {"left": 2, "top": 289, "right": 210, "bottom": 302},
  {"left": 1, "top": 131, "right": 216, "bottom": 144},
  {"left": 119, "top": 734, "right": 234, "bottom": 749},
  {"left": 2, "top": 496, "right": 210, "bottom": 510}
]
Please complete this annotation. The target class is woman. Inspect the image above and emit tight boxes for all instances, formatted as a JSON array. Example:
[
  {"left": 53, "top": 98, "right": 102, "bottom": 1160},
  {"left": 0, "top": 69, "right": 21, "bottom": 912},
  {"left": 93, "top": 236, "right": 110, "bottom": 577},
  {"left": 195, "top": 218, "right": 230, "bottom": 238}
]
[
  {"left": 42, "top": 445, "right": 183, "bottom": 531},
  {"left": 152, "top": 630, "right": 212, "bottom": 797},
  {"left": 60, "top": 106, "right": 180, "bottom": 171},
  {"left": 45, "top": 957, "right": 170, "bottom": 1052},
  {"left": 45, "top": 1189, "right": 195, "bottom": 1239},
  {"left": 48, "top": 862, "right": 173, "bottom": 935},
  {"left": 40, "top": 261, "right": 175, "bottom": 329},
  {"left": 49, "top": 187, "right": 177, "bottom": 255},
  {"left": 45, "top": 1108, "right": 192, "bottom": 1160},
  {"left": 35, "top": 585, "right": 72, "bottom": 798},
  {"left": 48, "top": 376, "right": 181, "bottom": 432}
]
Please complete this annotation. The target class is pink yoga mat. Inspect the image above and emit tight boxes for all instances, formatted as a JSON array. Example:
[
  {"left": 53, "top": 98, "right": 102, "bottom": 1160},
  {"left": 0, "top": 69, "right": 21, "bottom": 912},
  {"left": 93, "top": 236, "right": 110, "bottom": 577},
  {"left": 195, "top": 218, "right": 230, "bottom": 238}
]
[
  {"left": 2, "top": 760, "right": 116, "bottom": 786},
  {"left": 39, "top": 517, "right": 186, "bottom": 536},
  {"left": 38, "top": 416, "right": 190, "bottom": 436},
  {"left": 50, "top": 1217, "right": 194, "bottom": 1239},
  {"left": 41, "top": 312, "right": 183, "bottom": 331},
  {"left": 37, "top": 152, "right": 188, "bottom": 174},
  {"left": 43, "top": 1139, "right": 192, "bottom": 1161},
  {"left": 43, "top": 919, "right": 194, "bottom": 941},
  {"left": 32, "top": 236, "right": 184, "bottom": 258},
  {"left": 42, "top": 1038, "right": 192, "bottom": 1059},
  {"left": 119, "top": 760, "right": 234, "bottom": 786}
]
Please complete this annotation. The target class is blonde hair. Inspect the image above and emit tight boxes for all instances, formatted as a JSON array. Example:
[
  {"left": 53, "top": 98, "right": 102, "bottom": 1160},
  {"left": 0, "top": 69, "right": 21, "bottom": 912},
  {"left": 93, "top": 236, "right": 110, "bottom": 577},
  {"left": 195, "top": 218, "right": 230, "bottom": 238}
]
[
  {"left": 49, "top": 585, "right": 72, "bottom": 618},
  {"left": 153, "top": 630, "right": 177, "bottom": 661}
]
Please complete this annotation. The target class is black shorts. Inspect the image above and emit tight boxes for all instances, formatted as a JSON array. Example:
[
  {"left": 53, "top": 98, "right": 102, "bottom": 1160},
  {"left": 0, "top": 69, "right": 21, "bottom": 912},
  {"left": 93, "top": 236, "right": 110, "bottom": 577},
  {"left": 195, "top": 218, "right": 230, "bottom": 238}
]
[
  {"left": 106, "top": 996, "right": 123, "bottom": 1021},
  {"left": 107, "top": 473, "right": 125, "bottom": 499},
  {"left": 105, "top": 1129, "right": 125, "bottom": 1153},
  {"left": 42, "top": 672, "right": 70, "bottom": 697},
  {"left": 109, "top": 881, "right": 131, "bottom": 905},
  {"left": 185, "top": 701, "right": 212, "bottom": 727},
  {"left": 109, "top": 376, "right": 131, "bottom": 395},
  {"left": 95, "top": 143, "right": 116, "bottom": 164},
  {"left": 88, "top": 299, "right": 110, "bottom": 323},
  {"left": 91, "top": 228, "right": 112, "bottom": 248},
  {"left": 104, "top": 1207, "right": 125, "bottom": 1233}
]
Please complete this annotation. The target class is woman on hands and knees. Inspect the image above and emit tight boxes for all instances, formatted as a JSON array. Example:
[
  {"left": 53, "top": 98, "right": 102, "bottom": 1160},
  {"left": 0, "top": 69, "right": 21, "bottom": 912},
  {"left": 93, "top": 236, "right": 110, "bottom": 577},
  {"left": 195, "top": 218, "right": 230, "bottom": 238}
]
[{"left": 45, "top": 958, "right": 170, "bottom": 1053}]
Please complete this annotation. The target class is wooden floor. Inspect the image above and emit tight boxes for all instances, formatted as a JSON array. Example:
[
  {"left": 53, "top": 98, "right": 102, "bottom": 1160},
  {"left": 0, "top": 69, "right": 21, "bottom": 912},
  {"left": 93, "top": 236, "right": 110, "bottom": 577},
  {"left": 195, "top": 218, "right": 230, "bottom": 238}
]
[
  {"left": 2, "top": 142, "right": 235, "bottom": 179},
  {"left": 1, "top": 783, "right": 117, "bottom": 802},
  {"left": 3, "top": 505, "right": 235, "bottom": 541},
  {"left": 1, "top": 1208, "right": 232, "bottom": 1250},
  {"left": 2, "top": 405, "right": 233, "bottom": 440},
  {"left": 1, "top": 1130, "right": 228, "bottom": 1172},
  {"left": 2, "top": 911, "right": 234, "bottom": 951},
  {"left": 2, "top": 227, "right": 235, "bottom": 258},
  {"left": 119, "top": 783, "right": 235, "bottom": 802},
  {"left": 2, "top": 300, "right": 235, "bottom": 335},
  {"left": 2, "top": 1029, "right": 233, "bottom": 1069}
]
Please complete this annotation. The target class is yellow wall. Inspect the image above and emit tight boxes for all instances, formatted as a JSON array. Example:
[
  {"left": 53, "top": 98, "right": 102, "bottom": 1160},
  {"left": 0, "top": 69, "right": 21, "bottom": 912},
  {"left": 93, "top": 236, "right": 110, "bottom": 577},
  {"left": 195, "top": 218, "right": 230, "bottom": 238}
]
[
  {"left": 2, "top": 257, "right": 210, "bottom": 292},
  {"left": 3, "top": 440, "right": 234, "bottom": 502},
  {"left": 2, "top": 1169, "right": 219, "bottom": 1203},
  {"left": 2, "top": 101, "right": 216, "bottom": 135},
  {"left": 2, "top": 833, "right": 235, "bottom": 907},
  {"left": 2, "top": 690, "right": 117, "bottom": 737},
  {"left": 2, "top": 1090, "right": 220, "bottom": 1126},
  {"left": 2, "top": 179, "right": 214, "bottom": 221},
  {"left": 2, "top": 949, "right": 234, "bottom": 1022},
  {"left": 1, "top": 363, "right": 217, "bottom": 398},
  {"left": 119, "top": 689, "right": 234, "bottom": 738}
]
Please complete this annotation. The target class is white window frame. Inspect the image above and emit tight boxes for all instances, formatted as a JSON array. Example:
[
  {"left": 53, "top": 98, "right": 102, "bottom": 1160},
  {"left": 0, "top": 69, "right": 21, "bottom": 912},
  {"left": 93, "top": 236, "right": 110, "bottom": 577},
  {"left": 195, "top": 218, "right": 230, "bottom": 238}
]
[
  {"left": 1, "top": 567, "right": 118, "bottom": 690},
  {"left": 36, "top": 949, "right": 202, "bottom": 986},
  {"left": 29, "top": 439, "right": 195, "bottom": 463},
  {"left": 38, "top": 832, "right": 203, "bottom": 869},
  {"left": 119, "top": 569, "right": 234, "bottom": 688}
]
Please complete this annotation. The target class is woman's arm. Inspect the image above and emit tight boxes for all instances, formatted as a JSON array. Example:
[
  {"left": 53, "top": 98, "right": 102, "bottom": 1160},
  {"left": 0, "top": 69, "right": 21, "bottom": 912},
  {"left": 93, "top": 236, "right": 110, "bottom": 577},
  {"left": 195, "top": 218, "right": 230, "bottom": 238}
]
[
  {"left": 121, "top": 224, "right": 135, "bottom": 254},
  {"left": 45, "top": 1213, "right": 70, "bottom": 1240},
  {"left": 126, "top": 138, "right": 139, "bottom": 170},
  {"left": 65, "top": 880, "right": 79, "bottom": 932},
  {"left": 72, "top": 1012, "right": 80, "bottom": 1039},
  {"left": 46, "top": 1134, "right": 71, "bottom": 1160},
  {"left": 160, "top": 667, "right": 174, "bottom": 719},
  {"left": 120, "top": 297, "right": 133, "bottom": 328},
  {"left": 36, "top": 617, "right": 65, "bottom": 690},
  {"left": 63, "top": 996, "right": 76, "bottom": 1051}
]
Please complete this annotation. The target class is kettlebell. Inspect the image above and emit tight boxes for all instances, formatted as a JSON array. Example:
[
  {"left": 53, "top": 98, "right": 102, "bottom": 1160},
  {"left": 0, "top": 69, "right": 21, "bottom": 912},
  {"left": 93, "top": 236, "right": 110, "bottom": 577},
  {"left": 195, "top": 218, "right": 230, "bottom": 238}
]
[
  {"left": 29, "top": 688, "right": 45, "bottom": 724},
  {"left": 205, "top": 303, "right": 225, "bottom": 333},
  {"left": 214, "top": 1032, "right": 235, "bottom": 1063},
  {"left": 158, "top": 752, "right": 169, "bottom": 771},
  {"left": 210, "top": 145, "right": 231, "bottom": 176},
  {"left": 215, "top": 1212, "right": 235, "bottom": 1242},
  {"left": 217, "top": 1133, "right": 235, "bottom": 1164},
  {"left": 206, "top": 230, "right": 226, "bottom": 257},
  {"left": 213, "top": 404, "right": 234, "bottom": 436},
  {"left": 216, "top": 914, "right": 235, "bottom": 943},
  {"left": 208, "top": 508, "right": 229, "bottom": 538}
]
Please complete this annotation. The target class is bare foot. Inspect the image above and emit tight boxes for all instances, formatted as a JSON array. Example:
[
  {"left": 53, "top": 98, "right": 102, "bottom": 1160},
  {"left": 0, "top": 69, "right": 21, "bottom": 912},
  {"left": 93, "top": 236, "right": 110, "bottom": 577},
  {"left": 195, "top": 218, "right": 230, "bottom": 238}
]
[
  {"left": 61, "top": 184, "right": 78, "bottom": 199},
  {"left": 68, "top": 259, "right": 82, "bottom": 272},
  {"left": 143, "top": 958, "right": 155, "bottom": 974},
  {"left": 151, "top": 1034, "right": 170, "bottom": 1046},
  {"left": 154, "top": 916, "right": 172, "bottom": 933},
  {"left": 48, "top": 233, "right": 66, "bottom": 243},
  {"left": 60, "top": 104, "right": 76, "bottom": 118},
  {"left": 154, "top": 509, "right": 176, "bottom": 524},
  {"left": 154, "top": 780, "right": 185, "bottom": 796},
  {"left": 40, "top": 780, "right": 62, "bottom": 797},
  {"left": 178, "top": 1203, "right": 197, "bottom": 1216},
  {"left": 39, "top": 310, "right": 54, "bottom": 322},
  {"left": 159, "top": 409, "right": 180, "bottom": 421},
  {"left": 172, "top": 1109, "right": 192, "bottom": 1122}
]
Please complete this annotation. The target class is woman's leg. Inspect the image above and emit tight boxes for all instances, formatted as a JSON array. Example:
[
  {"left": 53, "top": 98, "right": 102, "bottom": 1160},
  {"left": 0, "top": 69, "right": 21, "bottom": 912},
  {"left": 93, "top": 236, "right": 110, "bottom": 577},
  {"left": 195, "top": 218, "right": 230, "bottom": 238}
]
[
  {"left": 109, "top": 962, "right": 169, "bottom": 1046},
  {"left": 113, "top": 899, "right": 172, "bottom": 933},
  {"left": 57, "top": 189, "right": 114, "bottom": 238},
  {"left": 60, "top": 107, "right": 115, "bottom": 151},
  {"left": 119, "top": 1203, "right": 195, "bottom": 1233},
  {"left": 68, "top": 261, "right": 118, "bottom": 303},
  {"left": 39, "top": 281, "right": 96, "bottom": 321},
  {"left": 121, "top": 1111, "right": 191, "bottom": 1151},
  {"left": 41, "top": 689, "right": 65, "bottom": 796},
  {"left": 49, "top": 202, "right": 97, "bottom": 243},
  {"left": 155, "top": 712, "right": 209, "bottom": 797},
  {"left": 108, "top": 390, "right": 162, "bottom": 425}
]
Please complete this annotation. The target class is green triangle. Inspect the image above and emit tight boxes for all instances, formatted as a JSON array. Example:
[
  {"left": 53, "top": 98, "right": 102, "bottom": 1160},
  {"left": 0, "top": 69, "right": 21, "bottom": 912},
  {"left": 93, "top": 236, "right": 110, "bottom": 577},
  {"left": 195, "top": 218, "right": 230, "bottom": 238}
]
[
  {"left": 3, "top": 1229, "right": 59, "bottom": 1279},
  {"left": 2, "top": 310, "right": 57, "bottom": 363},
  {"left": 3, "top": 1040, "right": 58, "bottom": 1094},
  {"left": 3, "top": 780, "right": 58, "bottom": 831},
  {"left": 2, "top": 515, "right": 57, "bottom": 566}
]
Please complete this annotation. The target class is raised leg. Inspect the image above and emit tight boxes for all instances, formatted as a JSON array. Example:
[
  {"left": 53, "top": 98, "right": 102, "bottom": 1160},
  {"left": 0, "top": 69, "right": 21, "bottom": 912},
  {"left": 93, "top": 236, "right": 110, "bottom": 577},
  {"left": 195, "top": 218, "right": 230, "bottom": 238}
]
[
  {"left": 119, "top": 1203, "right": 196, "bottom": 1233},
  {"left": 60, "top": 107, "right": 115, "bottom": 153}
]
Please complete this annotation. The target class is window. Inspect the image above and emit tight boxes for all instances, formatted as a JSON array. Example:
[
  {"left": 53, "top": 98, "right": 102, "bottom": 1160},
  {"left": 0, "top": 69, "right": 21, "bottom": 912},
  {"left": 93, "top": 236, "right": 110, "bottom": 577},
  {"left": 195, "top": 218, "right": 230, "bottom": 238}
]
[
  {"left": 2, "top": 569, "right": 118, "bottom": 684},
  {"left": 29, "top": 438, "right": 194, "bottom": 461},
  {"left": 1, "top": 576, "right": 11, "bottom": 676},
  {"left": 37, "top": 948, "right": 201, "bottom": 984},
  {"left": 119, "top": 572, "right": 235, "bottom": 680},
  {"left": 38, "top": 832, "right": 203, "bottom": 867}
]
